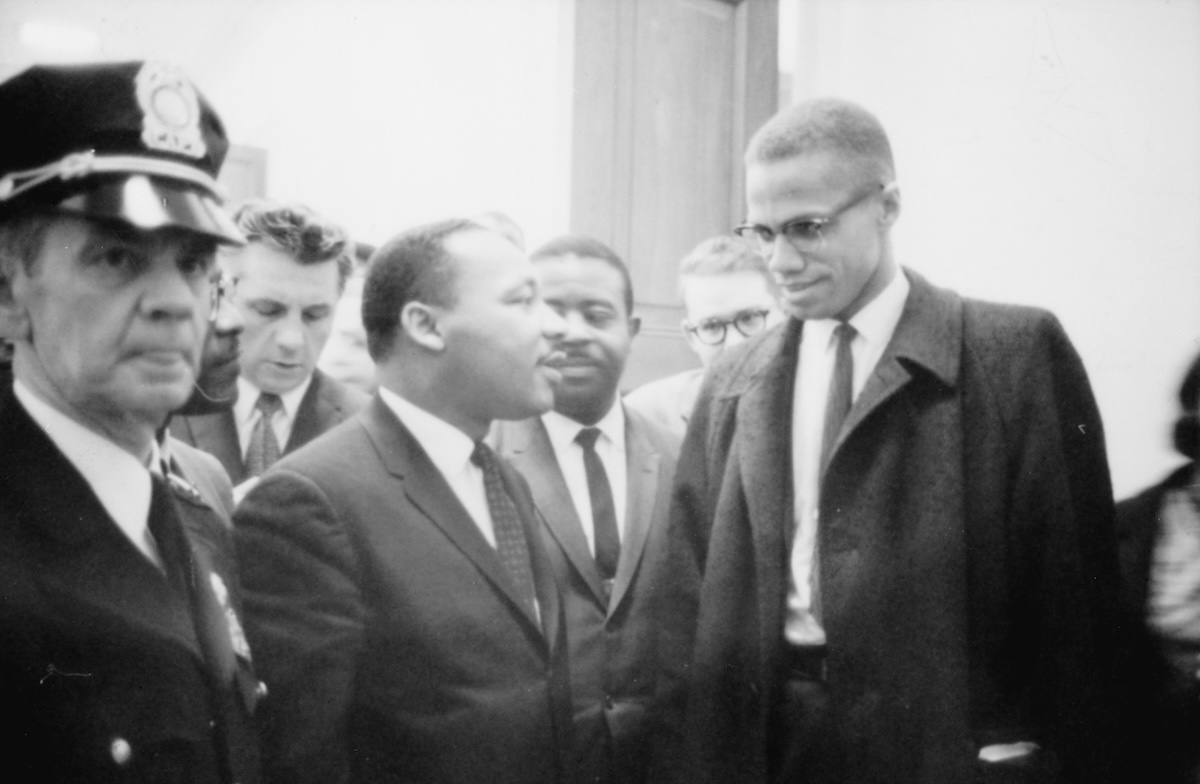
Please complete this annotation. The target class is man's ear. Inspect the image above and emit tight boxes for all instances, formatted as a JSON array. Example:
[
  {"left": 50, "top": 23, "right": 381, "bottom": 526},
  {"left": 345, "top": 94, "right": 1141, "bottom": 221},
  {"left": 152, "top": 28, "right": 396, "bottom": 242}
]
[
  {"left": 681, "top": 319, "right": 702, "bottom": 356},
  {"left": 628, "top": 315, "right": 641, "bottom": 339},
  {"left": 400, "top": 301, "right": 445, "bottom": 352},
  {"left": 0, "top": 260, "right": 31, "bottom": 341},
  {"left": 879, "top": 182, "right": 901, "bottom": 228}
]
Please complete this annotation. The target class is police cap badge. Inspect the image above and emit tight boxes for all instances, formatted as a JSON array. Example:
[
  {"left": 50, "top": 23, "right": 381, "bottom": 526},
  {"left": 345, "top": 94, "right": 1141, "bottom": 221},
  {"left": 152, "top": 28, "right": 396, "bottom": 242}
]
[{"left": 0, "top": 61, "right": 243, "bottom": 244}]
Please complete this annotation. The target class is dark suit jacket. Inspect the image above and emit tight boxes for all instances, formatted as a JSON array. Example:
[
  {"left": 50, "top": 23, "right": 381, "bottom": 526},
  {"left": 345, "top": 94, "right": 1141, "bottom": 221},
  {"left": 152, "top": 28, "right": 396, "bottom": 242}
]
[
  {"left": 170, "top": 369, "right": 367, "bottom": 484},
  {"left": 0, "top": 389, "right": 262, "bottom": 784},
  {"left": 493, "top": 407, "right": 679, "bottom": 784},
  {"left": 654, "top": 270, "right": 1126, "bottom": 784},
  {"left": 170, "top": 434, "right": 236, "bottom": 519},
  {"left": 234, "top": 395, "right": 575, "bottom": 784}
]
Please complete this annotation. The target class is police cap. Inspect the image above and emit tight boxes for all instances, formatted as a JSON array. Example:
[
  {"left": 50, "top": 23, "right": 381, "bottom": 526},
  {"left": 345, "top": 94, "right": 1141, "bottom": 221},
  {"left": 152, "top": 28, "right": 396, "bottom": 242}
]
[{"left": 0, "top": 60, "right": 243, "bottom": 244}]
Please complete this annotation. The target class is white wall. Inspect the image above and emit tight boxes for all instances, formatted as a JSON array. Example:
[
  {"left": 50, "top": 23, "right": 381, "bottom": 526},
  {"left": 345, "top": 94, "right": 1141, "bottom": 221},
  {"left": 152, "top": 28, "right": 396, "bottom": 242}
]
[
  {"left": 781, "top": 0, "right": 1200, "bottom": 497},
  {"left": 0, "top": 0, "right": 575, "bottom": 250}
]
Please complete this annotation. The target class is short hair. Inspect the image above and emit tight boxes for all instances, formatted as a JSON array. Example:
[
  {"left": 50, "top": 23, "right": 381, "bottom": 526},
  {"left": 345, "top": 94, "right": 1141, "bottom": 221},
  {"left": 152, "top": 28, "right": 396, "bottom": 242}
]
[
  {"left": 232, "top": 199, "right": 353, "bottom": 291},
  {"left": 362, "top": 218, "right": 480, "bottom": 362},
  {"left": 746, "top": 97, "right": 895, "bottom": 186},
  {"left": 677, "top": 234, "right": 775, "bottom": 297},
  {"left": 529, "top": 234, "right": 634, "bottom": 316}
]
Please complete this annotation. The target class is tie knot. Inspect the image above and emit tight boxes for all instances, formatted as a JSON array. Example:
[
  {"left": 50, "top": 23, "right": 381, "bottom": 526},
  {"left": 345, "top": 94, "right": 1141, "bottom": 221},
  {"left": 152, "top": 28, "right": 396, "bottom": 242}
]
[
  {"left": 256, "top": 392, "right": 283, "bottom": 416},
  {"left": 834, "top": 322, "right": 856, "bottom": 345},
  {"left": 470, "top": 440, "right": 496, "bottom": 470},
  {"left": 576, "top": 427, "right": 602, "bottom": 451}
]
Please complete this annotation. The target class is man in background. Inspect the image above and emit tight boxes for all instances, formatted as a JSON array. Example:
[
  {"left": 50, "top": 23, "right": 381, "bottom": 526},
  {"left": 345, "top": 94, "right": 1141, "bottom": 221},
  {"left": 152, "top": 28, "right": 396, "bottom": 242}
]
[
  {"left": 234, "top": 218, "right": 576, "bottom": 784},
  {"left": 171, "top": 200, "right": 367, "bottom": 491},
  {"left": 494, "top": 235, "right": 679, "bottom": 784},
  {"left": 0, "top": 60, "right": 261, "bottom": 783},
  {"left": 624, "top": 235, "right": 781, "bottom": 440}
]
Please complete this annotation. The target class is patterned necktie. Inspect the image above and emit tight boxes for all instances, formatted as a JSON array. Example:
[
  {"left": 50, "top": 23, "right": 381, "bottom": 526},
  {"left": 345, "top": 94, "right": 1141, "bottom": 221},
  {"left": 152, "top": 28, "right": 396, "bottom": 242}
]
[
  {"left": 244, "top": 392, "right": 283, "bottom": 477},
  {"left": 820, "top": 322, "right": 856, "bottom": 476},
  {"left": 470, "top": 441, "right": 539, "bottom": 618},
  {"left": 577, "top": 427, "right": 620, "bottom": 588}
]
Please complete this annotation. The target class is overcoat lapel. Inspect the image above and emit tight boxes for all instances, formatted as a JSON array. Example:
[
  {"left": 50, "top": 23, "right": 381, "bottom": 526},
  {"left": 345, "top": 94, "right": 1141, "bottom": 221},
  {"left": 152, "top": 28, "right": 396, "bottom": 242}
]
[
  {"left": 504, "top": 419, "right": 608, "bottom": 608},
  {"left": 360, "top": 398, "right": 547, "bottom": 640},
  {"left": 736, "top": 319, "right": 803, "bottom": 555},
  {"left": 826, "top": 271, "right": 962, "bottom": 470},
  {"left": 610, "top": 412, "right": 661, "bottom": 615},
  {"left": 287, "top": 370, "right": 332, "bottom": 454}
]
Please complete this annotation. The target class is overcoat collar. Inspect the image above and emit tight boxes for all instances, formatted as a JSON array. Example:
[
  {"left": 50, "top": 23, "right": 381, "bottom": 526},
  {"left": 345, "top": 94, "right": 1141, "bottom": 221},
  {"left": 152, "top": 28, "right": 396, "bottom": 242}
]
[
  {"left": 726, "top": 269, "right": 963, "bottom": 545},
  {"left": 359, "top": 396, "right": 557, "bottom": 648}
]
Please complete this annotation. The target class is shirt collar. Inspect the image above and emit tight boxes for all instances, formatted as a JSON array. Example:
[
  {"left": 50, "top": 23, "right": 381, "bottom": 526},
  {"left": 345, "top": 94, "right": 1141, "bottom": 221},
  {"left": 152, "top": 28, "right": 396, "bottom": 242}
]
[
  {"left": 800, "top": 266, "right": 911, "bottom": 349},
  {"left": 541, "top": 402, "right": 626, "bottom": 454},
  {"left": 234, "top": 373, "right": 313, "bottom": 427},
  {"left": 13, "top": 379, "right": 153, "bottom": 537},
  {"left": 377, "top": 386, "right": 477, "bottom": 477}
]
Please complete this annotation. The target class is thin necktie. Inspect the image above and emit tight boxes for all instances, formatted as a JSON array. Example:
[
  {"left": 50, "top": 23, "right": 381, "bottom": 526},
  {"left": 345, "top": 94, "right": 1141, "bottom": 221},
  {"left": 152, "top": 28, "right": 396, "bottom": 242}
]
[
  {"left": 244, "top": 392, "right": 283, "bottom": 477},
  {"left": 820, "top": 322, "right": 856, "bottom": 476},
  {"left": 577, "top": 427, "right": 620, "bottom": 590},
  {"left": 470, "top": 441, "right": 539, "bottom": 618}
]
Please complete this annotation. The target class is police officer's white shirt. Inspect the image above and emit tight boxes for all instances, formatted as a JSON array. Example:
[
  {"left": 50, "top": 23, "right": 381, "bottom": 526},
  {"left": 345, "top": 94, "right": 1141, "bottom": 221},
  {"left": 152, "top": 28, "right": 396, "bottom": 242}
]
[
  {"left": 14, "top": 379, "right": 164, "bottom": 568},
  {"left": 786, "top": 269, "right": 910, "bottom": 646},
  {"left": 541, "top": 403, "right": 628, "bottom": 556},
  {"left": 233, "top": 374, "right": 313, "bottom": 458}
]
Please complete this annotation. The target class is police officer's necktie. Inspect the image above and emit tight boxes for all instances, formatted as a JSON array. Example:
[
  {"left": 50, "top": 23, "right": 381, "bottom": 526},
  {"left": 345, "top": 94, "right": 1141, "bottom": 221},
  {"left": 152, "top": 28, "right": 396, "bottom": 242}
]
[
  {"left": 244, "top": 392, "right": 283, "bottom": 477},
  {"left": 148, "top": 475, "right": 192, "bottom": 597},
  {"left": 576, "top": 427, "right": 620, "bottom": 592},
  {"left": 470, "top": 441, "right": 538, "bottom": 618},
  {"left": 820, "top": 322, "right": 856, "bottom": 476}
]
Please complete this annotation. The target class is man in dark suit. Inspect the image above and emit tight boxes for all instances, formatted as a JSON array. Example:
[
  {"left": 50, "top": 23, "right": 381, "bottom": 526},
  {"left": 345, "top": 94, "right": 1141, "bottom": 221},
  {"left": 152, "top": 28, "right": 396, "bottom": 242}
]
[
  {"left": 0, "top": 61, "right": 261, "bottom": 783},
  {"left": 171, "top": 200, "right": 367, "bottom": 492},
  {"left": 493, "top": 236, "right": 679, "bottom": 784},
  {"left": 234, "top": 218, "right": 575, "bottom": 784},
  {"left": 654, "top": 98, "right": 1126, "bottom": 784}
]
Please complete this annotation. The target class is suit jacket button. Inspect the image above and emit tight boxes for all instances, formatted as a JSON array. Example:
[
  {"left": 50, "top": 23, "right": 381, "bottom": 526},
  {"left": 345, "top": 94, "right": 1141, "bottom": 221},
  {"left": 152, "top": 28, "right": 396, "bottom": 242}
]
[
  {"left": 256, "top": 681, "right": 269, "bottom": 698},
  {"left": 110, "top": 738, "right": 132, "bottom": 765}
]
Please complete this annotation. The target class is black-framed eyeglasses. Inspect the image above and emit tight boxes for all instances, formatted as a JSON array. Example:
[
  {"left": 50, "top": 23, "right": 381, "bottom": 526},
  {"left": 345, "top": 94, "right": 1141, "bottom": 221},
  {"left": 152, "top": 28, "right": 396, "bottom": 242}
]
[
  {"left": 208, "top": 272, "right": 237, "bottom": 322},
  {"left": 733, "top": 183, "right": 885, "bottom": 258},
  {"left": 684, "top": 308, "right": 771, "bottom": 346}
]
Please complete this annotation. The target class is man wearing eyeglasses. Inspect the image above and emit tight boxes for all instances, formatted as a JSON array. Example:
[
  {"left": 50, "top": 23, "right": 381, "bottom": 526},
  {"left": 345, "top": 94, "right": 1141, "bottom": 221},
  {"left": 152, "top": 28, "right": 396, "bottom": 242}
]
[
  {"left": 625, "top": 235, "right": 782, "bottom": 441},
  {"left": 654, "top": 98, "right": 1127, "bottom": 784}
]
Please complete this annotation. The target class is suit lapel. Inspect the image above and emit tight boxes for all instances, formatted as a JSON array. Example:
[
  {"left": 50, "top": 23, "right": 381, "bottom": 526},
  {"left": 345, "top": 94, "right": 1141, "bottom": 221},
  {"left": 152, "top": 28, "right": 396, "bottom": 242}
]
[
  {"left": 361, "top": 398, "right": 547, "bottom": 638},
  {"left": 609, "top": 410, "right": 660, "bottom": 615},
  {"left": 286, "top": 370, "right": 329, "bottom": 454},
  {"left": 503, "top": 419, "right": 608, "bottom": 607},
  {"left": 177, "top": 409, "right": 244, "bottom": 484}
]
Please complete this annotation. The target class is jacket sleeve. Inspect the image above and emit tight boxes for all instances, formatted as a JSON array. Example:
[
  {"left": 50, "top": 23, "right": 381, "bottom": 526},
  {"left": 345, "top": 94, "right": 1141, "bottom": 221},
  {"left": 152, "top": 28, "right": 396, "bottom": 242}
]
[
  {"left": 234, "top": 468, "right": 367, "bottom": 784},
  {"left": 965, "top": 307, "right": 1128, "bottom": 782}
]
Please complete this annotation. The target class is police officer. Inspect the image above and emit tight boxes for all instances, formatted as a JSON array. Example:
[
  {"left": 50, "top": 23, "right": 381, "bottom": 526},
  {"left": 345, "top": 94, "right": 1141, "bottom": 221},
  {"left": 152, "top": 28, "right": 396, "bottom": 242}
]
[{"left": 0, "top": 61, "right": 261, "bottom": 783}]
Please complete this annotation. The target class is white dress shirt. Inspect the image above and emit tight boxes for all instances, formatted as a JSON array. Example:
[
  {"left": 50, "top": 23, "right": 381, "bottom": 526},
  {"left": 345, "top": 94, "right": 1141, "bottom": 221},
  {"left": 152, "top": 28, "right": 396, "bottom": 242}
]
[
  {"left": 541, "top": 404, "right": 628, "bottom": 556},
  {"left": 233, "top": 374, "right": 313, "bottom": 458},
  {"left": 14, "top": 380, "right": 163, "bottom": 567},
  {"left": 378, "top": 387, "right": 497, "bottom": 547},
  {"left": 785, "top": 269, "right": 910, "bottom": 645}
]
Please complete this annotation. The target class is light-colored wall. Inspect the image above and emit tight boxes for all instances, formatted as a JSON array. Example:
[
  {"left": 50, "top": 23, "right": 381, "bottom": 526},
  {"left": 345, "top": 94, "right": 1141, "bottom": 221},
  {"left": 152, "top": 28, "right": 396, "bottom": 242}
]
[
  {"left": 780, "top": 0, "right": 1200, "bottom": 497},
  {"left": 0, "top": 0, "right": 575, "bottom": 250}
]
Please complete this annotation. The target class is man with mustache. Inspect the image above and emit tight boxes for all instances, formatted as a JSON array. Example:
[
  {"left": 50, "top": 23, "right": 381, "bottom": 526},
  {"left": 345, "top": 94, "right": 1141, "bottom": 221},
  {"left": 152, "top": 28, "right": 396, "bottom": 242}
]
[
  {"left": 0, "top": 61, "right": 261, "bottom": 783},
  {"left": 234, "top": 218, "right": 576, "bottom": 784},
  {"left": 493, "top": 235, "right": 679, "bottom": 784},
  {"left": 654, "top": 98, "right": 1127, "bottom": 783}
]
